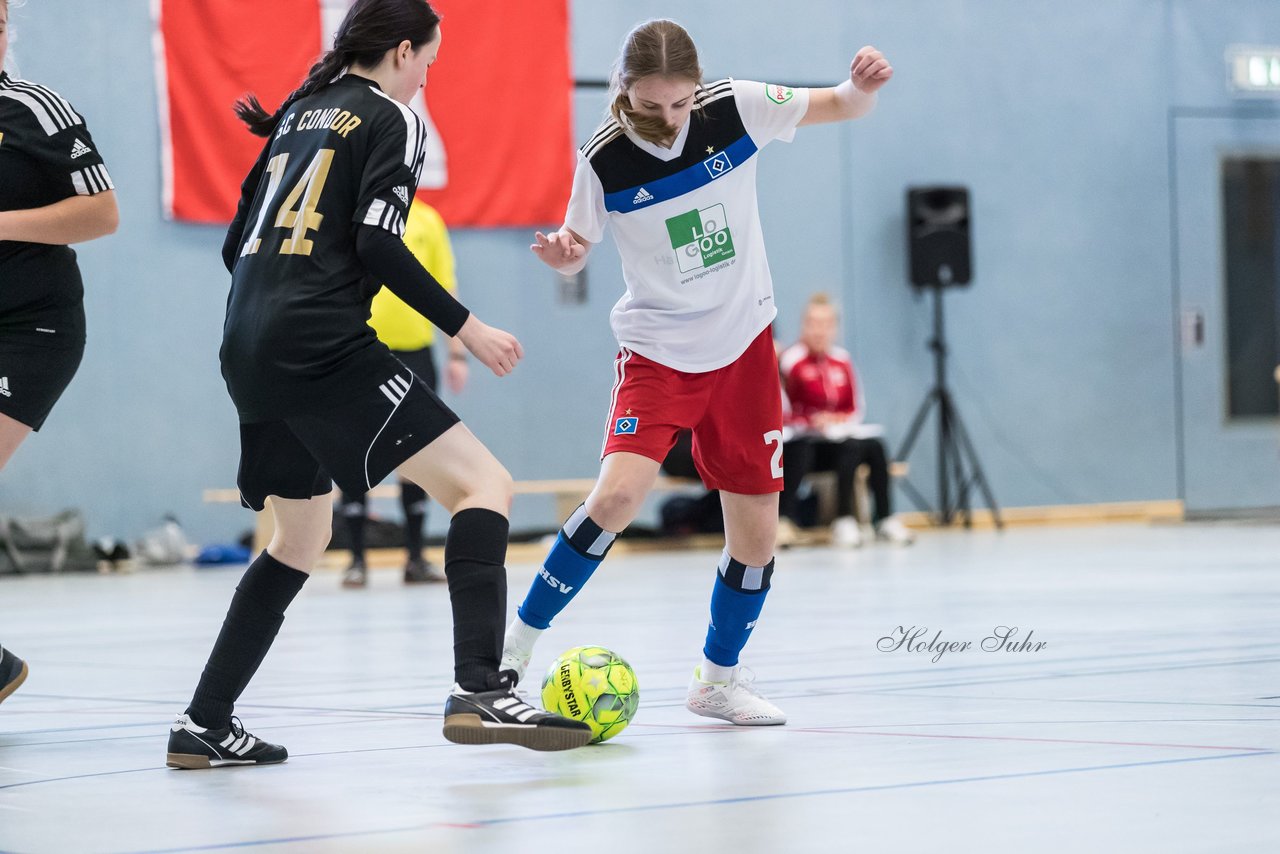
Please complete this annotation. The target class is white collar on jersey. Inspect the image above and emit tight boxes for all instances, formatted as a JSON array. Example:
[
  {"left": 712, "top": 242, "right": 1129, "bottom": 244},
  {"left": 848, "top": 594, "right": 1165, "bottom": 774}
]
[{"left": 623, "top": 114, "right": 692, "bottom": 163}]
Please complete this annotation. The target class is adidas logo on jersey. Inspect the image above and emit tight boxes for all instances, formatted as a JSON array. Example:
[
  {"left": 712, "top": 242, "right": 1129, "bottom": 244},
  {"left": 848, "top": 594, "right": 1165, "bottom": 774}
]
[
  {"left": 0, "top": 377, "right": 10, "bottom": 398},
  {"left": 70, "top": 139, "right": 92, "bottom": 159},
  {"left": 632, "top": 187, "right": 654, "bottom": 205},
  {"left": 393, "top": 185, "right": 410, "bottom": 206}
]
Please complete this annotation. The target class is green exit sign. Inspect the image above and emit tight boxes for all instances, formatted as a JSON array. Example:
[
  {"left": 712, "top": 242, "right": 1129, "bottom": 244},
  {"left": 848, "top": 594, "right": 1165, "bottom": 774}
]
[{"left": 1228, "top": 46, "right": 1280, "bottom": 95}]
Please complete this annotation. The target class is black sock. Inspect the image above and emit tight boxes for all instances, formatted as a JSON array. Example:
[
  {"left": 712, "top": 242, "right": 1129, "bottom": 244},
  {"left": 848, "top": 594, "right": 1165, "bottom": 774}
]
[
  {"left": 341, "top": 492, "right": 367, "bottom": 562},
  {"left": 185, "top": 552, "right": 308, "bottom": 729},
  {"left": 444, "top": 508, "right": 508, "bottom": 692},
  {"left": 400, "top": 481, "right": 427, "bottom": 562}
]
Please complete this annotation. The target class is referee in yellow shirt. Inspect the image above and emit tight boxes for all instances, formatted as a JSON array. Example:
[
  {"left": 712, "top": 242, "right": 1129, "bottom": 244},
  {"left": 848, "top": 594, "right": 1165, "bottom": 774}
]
[{"left": 341, "top": 202, "right": 469, "bottom": 587}]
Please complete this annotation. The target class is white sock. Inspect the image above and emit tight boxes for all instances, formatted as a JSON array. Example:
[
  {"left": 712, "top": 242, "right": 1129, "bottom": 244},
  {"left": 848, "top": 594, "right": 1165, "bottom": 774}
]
[
  {"left": 505, "top": 616, "right": 545, "bottom": 653},
  {"left": 700, "top": 659, "right": 736, "bottom": 683}
]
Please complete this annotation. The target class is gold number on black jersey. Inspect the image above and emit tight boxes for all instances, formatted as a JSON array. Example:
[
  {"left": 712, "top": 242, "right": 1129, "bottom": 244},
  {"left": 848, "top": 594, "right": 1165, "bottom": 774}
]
[{"left": 240, "top": 148, "right": 335, "bottom": 258}]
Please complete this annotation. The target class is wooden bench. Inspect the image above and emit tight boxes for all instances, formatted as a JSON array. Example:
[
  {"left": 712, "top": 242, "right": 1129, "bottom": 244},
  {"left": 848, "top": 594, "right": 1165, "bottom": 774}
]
[{"left": 203, "top": 477, "right": 703, "bottom": 552}]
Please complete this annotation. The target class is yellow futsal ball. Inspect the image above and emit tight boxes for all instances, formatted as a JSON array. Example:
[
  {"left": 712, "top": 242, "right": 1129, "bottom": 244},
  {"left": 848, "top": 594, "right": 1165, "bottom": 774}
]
[{"left": 541, "top": 646, "right": 639, "bottom": 744}]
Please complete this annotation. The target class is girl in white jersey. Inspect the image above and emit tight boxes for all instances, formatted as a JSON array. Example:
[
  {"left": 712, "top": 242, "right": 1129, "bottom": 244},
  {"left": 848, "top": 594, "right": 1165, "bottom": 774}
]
[{"left": 502, "top": 19, "right": 892, "bottom": 725}]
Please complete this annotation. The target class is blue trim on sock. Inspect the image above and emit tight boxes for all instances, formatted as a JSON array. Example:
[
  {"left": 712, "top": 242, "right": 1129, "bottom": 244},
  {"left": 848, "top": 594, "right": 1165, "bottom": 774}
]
[{"left": 516, "top": 533, "right": 603, "bottom": 630}]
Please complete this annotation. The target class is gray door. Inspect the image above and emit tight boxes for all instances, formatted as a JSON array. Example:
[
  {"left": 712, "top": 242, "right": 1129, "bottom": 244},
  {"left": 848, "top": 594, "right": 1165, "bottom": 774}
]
[{"left": 1174, "top": 116, "right": 1280, "bottom": 513}]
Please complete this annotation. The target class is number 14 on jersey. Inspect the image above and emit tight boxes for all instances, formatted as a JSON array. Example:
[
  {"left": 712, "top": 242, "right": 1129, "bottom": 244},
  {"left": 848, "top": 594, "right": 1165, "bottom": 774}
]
[{"left": 240, "top": 148, "right": 335, "bottom": 258}]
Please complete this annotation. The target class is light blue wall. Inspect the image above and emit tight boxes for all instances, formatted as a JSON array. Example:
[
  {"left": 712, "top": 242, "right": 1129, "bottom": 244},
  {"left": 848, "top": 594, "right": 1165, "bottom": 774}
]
[{"left": 2, "top": 1, "right": 1279, "bottom": 543}]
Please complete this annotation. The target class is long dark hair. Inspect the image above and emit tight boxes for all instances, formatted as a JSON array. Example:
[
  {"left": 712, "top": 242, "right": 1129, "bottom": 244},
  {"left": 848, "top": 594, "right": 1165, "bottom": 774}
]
[{"left": 234, "top": 0, "right": 441, "bottom": 137}]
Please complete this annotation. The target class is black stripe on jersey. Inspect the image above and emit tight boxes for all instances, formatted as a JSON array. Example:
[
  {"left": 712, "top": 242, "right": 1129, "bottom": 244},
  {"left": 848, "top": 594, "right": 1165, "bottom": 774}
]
[
  {"left": 582, "top": 119, "right": 623, "bottom": 153},
  {"left": 700, "top": 79, "right": 732, "bottom": 99},
  {"left": 699, "top": 89, "right": 735, "bottom": 109},
  {"left": 0, "top": 87, "right": 63, "bottom": 135},
  {"left": 89, "top": 164, "right": 112, "bottom": 192},
  {"left": 95, "top": 164, "right": 115, "bottom": 190},
  {"left": 582, "top": 123, "right": 624, "bottom": 161},
  {"left": 6, "top": 80, "right": 80, "bottom": 130},
  {"left": 380, "top": 204, "right": 397, "bottom": 233},
  {"left": 369, "top": 86, "right": 427, "bottom": 173},
  {"left": 413, "top": 113, "right": 426, "bottom": 172}
]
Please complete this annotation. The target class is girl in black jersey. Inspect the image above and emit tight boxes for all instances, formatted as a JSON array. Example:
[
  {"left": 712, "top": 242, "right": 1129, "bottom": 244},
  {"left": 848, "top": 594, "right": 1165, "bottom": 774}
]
[
  {"left": 167, "top": 0, "right": 589, "bottom": 767},
  {"left": 0, "top": 0, "right": 119, "bottom": 707}
]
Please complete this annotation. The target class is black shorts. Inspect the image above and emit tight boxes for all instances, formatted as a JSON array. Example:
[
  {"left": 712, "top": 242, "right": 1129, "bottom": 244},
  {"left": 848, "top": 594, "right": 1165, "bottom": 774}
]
[
  {"left": 236, "top": 356, "right": 459, "bottom": 511},
  {"left": 0, "top": 339, "right": 85, "bottom": 431},
  {"left": 392, "top": 345, "right": 437, "bottom": 392}
]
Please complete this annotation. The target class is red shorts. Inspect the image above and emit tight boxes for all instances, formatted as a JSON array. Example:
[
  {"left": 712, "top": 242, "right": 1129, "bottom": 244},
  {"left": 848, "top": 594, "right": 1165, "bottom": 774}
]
[{"left": 601, "top": 326, "right": 784, "bottom": 495}]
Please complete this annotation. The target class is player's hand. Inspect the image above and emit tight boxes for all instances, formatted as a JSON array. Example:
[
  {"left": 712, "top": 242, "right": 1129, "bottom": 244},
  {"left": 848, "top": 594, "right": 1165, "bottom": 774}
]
[
  {"left": 445, "top": 355, "right": 469, "bottom": 393},
  {"left": 851, "top": 46, "right": 893, "bottom": 94},
  {"left": 531, "top": 230, "right": 586, "bottom": 271},
  {"left": 457, "top": 315, "right": 524, "bottom": 378}
]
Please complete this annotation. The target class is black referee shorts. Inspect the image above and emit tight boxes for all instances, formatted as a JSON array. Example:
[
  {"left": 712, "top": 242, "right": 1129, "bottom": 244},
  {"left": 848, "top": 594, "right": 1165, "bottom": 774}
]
[
  {"left": 236, "top": 356, "right": 459, "bottom": 512},
  {"left": 0, "top": 339, "right": 85, "bottom": 431}
]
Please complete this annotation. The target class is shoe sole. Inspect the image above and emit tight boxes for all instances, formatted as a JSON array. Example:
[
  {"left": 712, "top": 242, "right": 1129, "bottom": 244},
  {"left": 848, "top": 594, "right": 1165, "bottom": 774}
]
[
  {"left": 0, "top": 662, "right": 29, "bottom": 705},
  {"left": 340, "top": 578, "right": 367, "bottom": 588},
  {"left": 165, "top": 753, "right": 288, "bottom": 770},
  {"left": 442, "top": 714, "right": 592, "bottom": 751},
  {"left": 685, "top": 703, "right": 787, "bottom": 726}
]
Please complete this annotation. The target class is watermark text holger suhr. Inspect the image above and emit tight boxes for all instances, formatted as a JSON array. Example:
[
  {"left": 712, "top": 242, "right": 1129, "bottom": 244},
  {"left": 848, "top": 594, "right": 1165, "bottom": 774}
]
[{"left": 878, "top": 626, "right": 1048, "bottom": 663}]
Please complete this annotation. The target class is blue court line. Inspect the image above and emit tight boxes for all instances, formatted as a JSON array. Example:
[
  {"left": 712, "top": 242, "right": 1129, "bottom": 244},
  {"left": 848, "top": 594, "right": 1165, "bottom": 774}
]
[
  {"left": 7, "top": 695, "right": 442, "bottom": 727},
  {"left": 8, "top": 646, "right": 1277, "bottom": 735},
  {"left": 851, "top": 655, "right": 1280, "bottom": 694},
  {"left": 861, "top": 690, "right": 1280, "bottom": 711},
  {"left": 104, "top": 750, "right": 1275, "bottom": 853},
  {"left": 752, "top": 639, "right": 1280, "bottom": 684},
  {"left": 4, "top": 715, "right": 418, "bottom": 748},
  {"left": 0, "top": 764, "right": 160, "bottom": 792}
]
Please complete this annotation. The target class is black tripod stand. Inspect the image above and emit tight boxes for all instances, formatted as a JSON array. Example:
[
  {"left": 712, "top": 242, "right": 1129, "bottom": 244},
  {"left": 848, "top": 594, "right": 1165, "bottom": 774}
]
[{"left": 895, "top": 285, "right": 1003, "bottom": 528}]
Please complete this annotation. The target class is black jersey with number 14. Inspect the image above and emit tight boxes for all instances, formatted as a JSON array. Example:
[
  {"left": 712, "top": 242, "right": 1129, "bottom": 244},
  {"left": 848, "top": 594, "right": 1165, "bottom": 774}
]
[{"left": 220, "top": 74, "right": 427, "bottom": 421}]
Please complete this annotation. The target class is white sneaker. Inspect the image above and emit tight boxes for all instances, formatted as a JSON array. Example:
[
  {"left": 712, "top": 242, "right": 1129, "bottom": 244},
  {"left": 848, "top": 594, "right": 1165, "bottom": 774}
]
[
  {"left": 831, "top": 516, "right": 863, "bottom": 548},
  {"left": 685, "top": 666, "right": 786, "bottom": 726},
  {"left": 876, "top": 515, "right": 916, "bottom": 546}
]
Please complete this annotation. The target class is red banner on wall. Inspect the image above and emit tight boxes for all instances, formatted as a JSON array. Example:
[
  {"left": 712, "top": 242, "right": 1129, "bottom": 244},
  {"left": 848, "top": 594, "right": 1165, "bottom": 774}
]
[
  {"left": 153, "top": 0, "right": 573, "bottom": 227},
  {"left": 415, "top": 0, "right": 574, "bottom": 226}
]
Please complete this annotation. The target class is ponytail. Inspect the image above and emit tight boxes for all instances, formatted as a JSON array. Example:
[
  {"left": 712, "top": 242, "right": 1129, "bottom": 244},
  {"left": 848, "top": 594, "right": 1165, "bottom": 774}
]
[
  {"left": 232, "top": 0, "right": 441, "bottom": 137},
  {"left": 234, "top": 50, "right": 349, "bottom": 138}
]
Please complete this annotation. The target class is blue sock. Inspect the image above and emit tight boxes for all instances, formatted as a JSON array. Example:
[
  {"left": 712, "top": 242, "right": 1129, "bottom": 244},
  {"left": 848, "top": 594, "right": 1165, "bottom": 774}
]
[
  {"left": 704, "top": 551, "right": 774, "bottom": 667},
  {"left": 516, "top": 504, "right": 617, "bottom": 630}
]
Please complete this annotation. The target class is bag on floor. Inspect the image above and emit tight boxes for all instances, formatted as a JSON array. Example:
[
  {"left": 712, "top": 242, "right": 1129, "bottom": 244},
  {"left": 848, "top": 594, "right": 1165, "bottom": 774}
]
[{"left": 0, "top": 510, "right": 98, "bottom": 575}]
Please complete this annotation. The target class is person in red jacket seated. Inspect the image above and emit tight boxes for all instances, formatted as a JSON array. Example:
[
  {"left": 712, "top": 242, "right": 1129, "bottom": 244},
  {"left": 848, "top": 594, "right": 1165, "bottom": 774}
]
[{"left": 778, "top": 293, "right": 914, "bottom": 547}]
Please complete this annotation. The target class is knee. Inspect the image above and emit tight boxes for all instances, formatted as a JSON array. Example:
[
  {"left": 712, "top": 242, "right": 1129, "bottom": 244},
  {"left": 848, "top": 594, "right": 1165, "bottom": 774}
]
[
  {"left": 270, "top": 522, "right": 331, "bottom": 571},
  {"left": 494, "top": 467, "right": 515, "bottom": 511},
  {"left": 586, "top": 482, "right": 644, "bottom": 530}
]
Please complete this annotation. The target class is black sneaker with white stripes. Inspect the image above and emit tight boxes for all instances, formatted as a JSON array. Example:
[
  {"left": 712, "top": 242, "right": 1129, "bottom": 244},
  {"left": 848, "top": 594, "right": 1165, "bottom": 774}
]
[
  {"left": 0, "top": 645, "right": 29, "bottom": 706},
  {"left": 443, "top": 669, "right": 591, "bottom": 752},
  {"left": 166, "top": 714, "right": 288, "bottom": 769}
]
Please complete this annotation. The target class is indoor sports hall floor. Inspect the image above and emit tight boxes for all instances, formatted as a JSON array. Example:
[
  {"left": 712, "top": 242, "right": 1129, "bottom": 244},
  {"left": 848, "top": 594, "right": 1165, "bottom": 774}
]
[{"left": 1, "top": 522, "right": 1277, "bottom": 853}]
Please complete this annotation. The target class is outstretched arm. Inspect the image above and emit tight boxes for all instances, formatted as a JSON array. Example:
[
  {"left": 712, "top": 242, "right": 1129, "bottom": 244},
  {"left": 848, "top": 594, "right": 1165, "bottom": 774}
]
[
  {"left": 798, "top": 46, "right": 893, "bottom": 127},
  {"left": 530, "top": 227, "right": 591, "bottom": 276}
]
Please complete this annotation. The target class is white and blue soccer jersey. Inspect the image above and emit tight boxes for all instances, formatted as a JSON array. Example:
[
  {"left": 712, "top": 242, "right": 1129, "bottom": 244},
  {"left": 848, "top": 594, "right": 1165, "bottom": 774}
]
[{"left": 565, "top": 79, "right": 810, "bottom": 373}]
